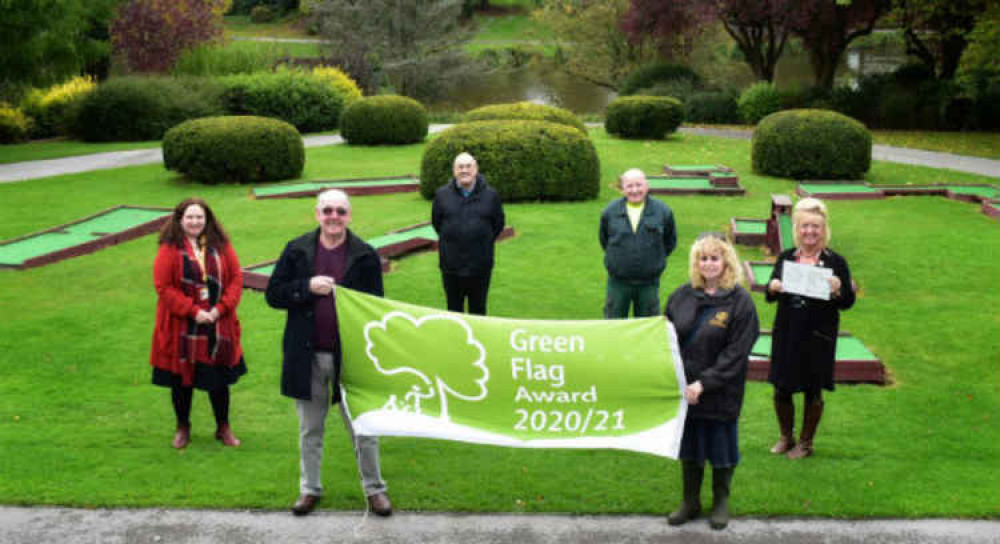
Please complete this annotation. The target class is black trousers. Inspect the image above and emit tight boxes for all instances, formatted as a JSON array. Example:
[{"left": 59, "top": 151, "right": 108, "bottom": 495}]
[{"left": 442, "top": 272, "right": 492, "bottom": 315}]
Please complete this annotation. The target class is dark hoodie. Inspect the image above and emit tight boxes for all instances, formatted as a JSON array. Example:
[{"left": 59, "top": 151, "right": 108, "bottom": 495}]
[
  {"left": 666, "top": 283, "right": 759, "bottom": 421},
  {"left": 431, "top": 174, "right": 505, "bottom": 277}
]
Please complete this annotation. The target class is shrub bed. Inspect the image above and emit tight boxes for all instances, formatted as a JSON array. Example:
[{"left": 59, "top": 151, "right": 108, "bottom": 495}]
[
  {"left": 619, "top": 62, "right": 702, "bottom": 96},
  {"left": 752, "top": 109, "right": 871, "bottom": 180},
  {"left": 72, "top": 76, "right": 222, "bottom": 142},
  {"left": 340, "top": 95, "right": 427, "bottom": 145},
  {"left": 0, "top": 105, "right": 32, "bottom": 144},
  {"left": 685, "top": 91, "right": 740, "bottom": 124},
  {"left": 219, "top": 68, "right": 345, "bottom": 133},
  {"left": 604, "top": 96, "right": 684, "bottom": 139},
  {"left": 462, "top": 102, "right": 586, "bottom": 134},
  {"left": 311, "top": 66, "right": 362, "bottom": 106},
  {"left": 738, "top": 82, "right": 782, "bottom": 125},
  {"left": 163, "top": 116, "right": 304, "bottom": 184},
  {"left": 420, "top": 120, "right": 599, "bottom": 202},
  {"left": 20, "top": 76, "right": 97, "bottom": 139}
]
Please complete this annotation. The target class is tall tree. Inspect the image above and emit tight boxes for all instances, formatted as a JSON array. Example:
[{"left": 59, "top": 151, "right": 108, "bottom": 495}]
[
  {"left": 791, "top": 0, "right": 891, "bottom": 89},
  {"left": 894, "top": 0, "right": 991, "bottom": 80},
  {"left": 622, "top": 0, "right": 806, "bottom": 82},
  {"left": 110, "top": 0, "right": 225, "bottom": 73},
  {"left": 544, "top": 0, "right": 660, "bottom": 89},
  {"left": 312, "top": 0, "right": 474, "bottom": 99},
  {"left": 0, "top": 0, "right": 118, "bottom": 100}
]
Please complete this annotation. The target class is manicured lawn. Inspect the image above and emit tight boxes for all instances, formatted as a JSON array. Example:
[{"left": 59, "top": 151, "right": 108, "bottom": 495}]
[
  {"left": 223, "top": 14, "right": 312, "bottom": 39},
  {"left": 871, "top": 130, "right": 1000, "bottom": 160},
  {"left": 0, "top": 130, "right": 997, "bottom": 517},
  {"left": 0, "top": 139, "right": 162, "bottom": 165}
]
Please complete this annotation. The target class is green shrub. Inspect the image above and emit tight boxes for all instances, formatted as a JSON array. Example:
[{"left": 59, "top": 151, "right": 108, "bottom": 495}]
[
  {"left": 633, "top": 79, "right": 698, "bottom": 103},
  {"left": 462, "top": 101, "right": 586, "bottom": 134},
  {"left": 163, "top": 116, "right": 304, "bottom": 184},
  {"left": 71, "top": 77, "right": 223, "bottom": 142},
  {"left": 340, "top": 95, "right": 428, "bottom": 145},
  {"left": 311, "top": 66, "right": 362, "bottom": 105},
  {"left": 420, "top": 120, "right": 599, "bottom": 202},
  {"left": 249, "top": 5, "right": 275, "bottom": 23},
  {"left": 20, "top": 76, "right": 97, "bottom": 138},
  {"left": 738, "top": 82, "right": 782, "bottom": 124},
  {"left": 752, "top": 109, "right": 871, "bottom": 180},
  {"left": 604, "top": 96, "right": 684, "bottom": 139},
  {"left": 685, "top": 91, "right": 740, "bottom": 124},
  {"left": 220, "top": 68, "right": 345, "bottom": 133},
  {"left": 619, "top": 62, "right": 702, "bottom": 96},
  {"left": 0, "top": 104, "right": 32, "bottom": 144}
]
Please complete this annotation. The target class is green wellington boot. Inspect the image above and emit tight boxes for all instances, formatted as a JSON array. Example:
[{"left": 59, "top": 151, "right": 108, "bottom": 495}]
[{"left": 709, "top": 467, "right": 734, "bottom": 530}]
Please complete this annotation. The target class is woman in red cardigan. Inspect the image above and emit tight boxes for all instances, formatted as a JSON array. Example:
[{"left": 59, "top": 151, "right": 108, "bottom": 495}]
[{"left": 151, "top": 198, "right": 246, "bottom": 449}]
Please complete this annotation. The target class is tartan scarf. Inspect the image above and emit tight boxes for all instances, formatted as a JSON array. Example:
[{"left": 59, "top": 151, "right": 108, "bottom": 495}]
[{"left": 176, "top": 240, "right": 235, "bottom": 381}]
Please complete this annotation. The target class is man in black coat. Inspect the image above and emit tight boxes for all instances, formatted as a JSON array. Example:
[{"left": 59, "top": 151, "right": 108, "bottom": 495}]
[
  {"left": 431, "top": 152, "right": 506, "bottom": 315},
  {"left": 265, "top": 189, "right": 392, "bottom": 517}
]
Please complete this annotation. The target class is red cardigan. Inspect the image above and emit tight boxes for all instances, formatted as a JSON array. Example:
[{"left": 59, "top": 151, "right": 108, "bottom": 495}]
[{"left": 150, "top": 242, "right": 244, "bottom": 381}]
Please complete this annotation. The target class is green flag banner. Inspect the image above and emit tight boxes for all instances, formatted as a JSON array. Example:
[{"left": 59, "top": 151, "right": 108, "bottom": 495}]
[{"left": 337, "top": 288, "right": 688, "bottom": 458}]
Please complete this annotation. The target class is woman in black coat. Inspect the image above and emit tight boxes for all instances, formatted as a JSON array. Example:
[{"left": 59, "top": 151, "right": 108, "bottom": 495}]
[
  {"left": 666, "top": 234, "right": 759, "bottom": 530},
  {"left": 766, "top": 198, "right": 855, "bottom": 460}
]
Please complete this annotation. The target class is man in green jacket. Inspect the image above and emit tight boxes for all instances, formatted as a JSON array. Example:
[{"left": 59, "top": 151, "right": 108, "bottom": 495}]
[{"left": 599, "top": 168, "right": 677, "bottom": 318}]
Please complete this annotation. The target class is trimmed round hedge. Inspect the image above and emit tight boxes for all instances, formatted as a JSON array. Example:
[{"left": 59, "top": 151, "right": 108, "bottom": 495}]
[
  {"left": 752, "top": 109, "right": 872, "bottom": 180},
  {"left": 604, "top": 96, "right": 684, "bottom": 139},
  {"left": 420, "top": 120, "right": 599, "bottom": 202},
  {"left": 340, "top": 95, "right": 428, "bottom": 145},
  {"left": 462, "top": 102, "right": 586, "bottom": 134},
  {"left": 219, "top": 68, "right": 344, "bottom": 133},
  {"left": 163, "top": 116, "right": 304, "bottom": 184}
]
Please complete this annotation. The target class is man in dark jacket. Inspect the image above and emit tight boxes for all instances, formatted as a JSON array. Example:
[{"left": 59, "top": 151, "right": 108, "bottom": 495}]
[
  {"left": 431, "top": 152, "right": 506, "bottom": 315},
  {"left": 599, "top": 168, "right": 677, "bottom": 318},
  {"left": 265, "top": 189, "right": 392, "bottom": 518}
]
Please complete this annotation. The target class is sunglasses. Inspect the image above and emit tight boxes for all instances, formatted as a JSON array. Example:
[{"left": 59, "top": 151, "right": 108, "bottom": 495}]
[{"left": 320, "top": 206, "right": 349, "bottom": 216}]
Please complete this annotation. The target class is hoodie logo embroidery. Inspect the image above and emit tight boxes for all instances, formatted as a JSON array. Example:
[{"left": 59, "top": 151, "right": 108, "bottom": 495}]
[{"left": 709, "top": 311, "right": 729, "bottom": 328}]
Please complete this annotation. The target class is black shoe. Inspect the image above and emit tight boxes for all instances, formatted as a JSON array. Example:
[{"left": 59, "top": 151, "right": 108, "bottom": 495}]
[
  {"left": 291, "top": 494, "right": 320, "bottom": 516},
  {"left": 368, "top": 492, "right": 393, "bottom": 517}
]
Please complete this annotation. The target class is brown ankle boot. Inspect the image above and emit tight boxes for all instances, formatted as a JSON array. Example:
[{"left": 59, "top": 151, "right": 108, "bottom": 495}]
[
  {"left": 215, "top": 423, "right": 241, "bottom": 447},
  {"left": 770, "top": 399, "right": 795, "bottom": 454},
  {"left": 787, "top": 401, "right": 823, "bottom": 460},
  {"left": 172, "top": 424, "right": 190, "bottom": 449}
]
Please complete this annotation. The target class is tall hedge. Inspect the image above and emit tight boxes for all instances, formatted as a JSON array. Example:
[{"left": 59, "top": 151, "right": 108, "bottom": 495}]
[
  {"left": 462, "top": 102, "right": 587, "bottom": 134},
  {"left": 219, "top": 68, "right": 345, "bottom": 133},
  {"left": 340, "top": 95, "right": 428, "bottom": 145},
  {"left": 420, "top": 120, "right": 599, "bottom": 202},
  {"left": 72, "top": 76, "right": 222, "bottom": 142},
  {"left": 752, "top": 109, "right": 871, "bottom": 180},
  {"left": 604, "top": 96, "right": 684, "bottom": 139},
  {"left": 163, "top": 116, "right": 304, "bottom": 184}
]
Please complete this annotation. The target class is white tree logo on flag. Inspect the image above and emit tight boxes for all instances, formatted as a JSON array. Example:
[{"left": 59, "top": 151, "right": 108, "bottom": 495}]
[{"left": 364, "top": 311, "right": 490, "bottom": 421}]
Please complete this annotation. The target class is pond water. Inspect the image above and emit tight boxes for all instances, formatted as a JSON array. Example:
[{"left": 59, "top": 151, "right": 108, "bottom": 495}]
[{"left": 432, "top": 45, "right": 909, "bottom": 114}]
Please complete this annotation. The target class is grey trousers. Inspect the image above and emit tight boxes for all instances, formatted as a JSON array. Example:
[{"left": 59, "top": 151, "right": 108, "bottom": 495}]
[{"left": 296, "top": 351, "right": 387, "bottom": 497}]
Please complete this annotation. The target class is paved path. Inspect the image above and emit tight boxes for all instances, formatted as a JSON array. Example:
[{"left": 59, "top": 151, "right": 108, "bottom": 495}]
[
  {"left": 1, "top": 125, "right": 998, "bottom": 183},
  {"left": 2, "top": 506, "right": 998, "bottom": 544}
]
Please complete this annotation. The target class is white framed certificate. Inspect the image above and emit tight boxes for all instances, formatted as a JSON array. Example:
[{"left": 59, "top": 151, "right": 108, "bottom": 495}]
[{"left": 781, "top": 261, "right": 833, "bottom": 300}]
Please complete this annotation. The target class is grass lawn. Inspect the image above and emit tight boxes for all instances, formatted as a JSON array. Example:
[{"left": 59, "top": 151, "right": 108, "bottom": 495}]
[
  {"left": 0, "top": 130, "right": 997, "bottom": 517},
  {"left": 223, "top": 14, "right": 312, "bottom": 40}
]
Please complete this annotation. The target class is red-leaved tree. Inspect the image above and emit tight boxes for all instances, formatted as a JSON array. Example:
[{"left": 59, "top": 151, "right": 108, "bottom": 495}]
[
  {"left": 110, "top": 0, "right": 224, "bottom": 73},
  {"left": 622, "top": 0, "right": 807, "bottom": 82},
  {"left": 791, "top": 0, "right": 891, "bottom": 88}
]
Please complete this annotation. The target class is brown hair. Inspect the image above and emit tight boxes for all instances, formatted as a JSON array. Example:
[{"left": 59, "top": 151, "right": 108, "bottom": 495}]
[
  {"left": 688, "top": 235, "right": 744, "bottom": 290},
  {"left": 158, "top": 198, "right": 229, "bottom": 249}
]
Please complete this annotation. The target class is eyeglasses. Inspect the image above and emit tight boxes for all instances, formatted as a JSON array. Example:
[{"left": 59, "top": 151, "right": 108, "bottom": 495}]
[{"left": 320, "top": 206, "right": 349, "bottom": 216}]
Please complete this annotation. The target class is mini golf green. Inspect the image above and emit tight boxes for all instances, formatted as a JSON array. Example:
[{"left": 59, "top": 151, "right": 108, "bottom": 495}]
[
  {"left": 246, "top": 263, "right": 275, "bottom": 276},
  {"left": 667, "top": 165, "right": 724, "bottom": 172},
  {"left": 800, "top": 183, "right": 879, "bottom": 194},
  {"left": 647, "top": 178, "right": 715, "bottom": 190},
  {"left": 733, "top": 219, "right": 767, "bottom": 235},
  {"left": 947, "top": 185, "right": 999, "bottom": 199},
  {"left": 253, "top": 178, "right": 419, "bottom": 199},
  {"left": 777, "top": 214, "right": 794, "bottom": 251},
  {"left": 368, "top": 225, "right": 438, "bottom": 249},
  {"left": 751, "top": 332, "right": 878, "bottom": 361},
  {"left": 0, "top": 206, "right": 170, "bottom": 268}
]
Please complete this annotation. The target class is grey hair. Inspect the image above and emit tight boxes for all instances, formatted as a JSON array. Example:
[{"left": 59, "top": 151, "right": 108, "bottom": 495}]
[
  {"left": 316, "top": 189, "right": 351, "bottom": 210},
  {"left": 454, "top": 152, "right": 477, "bottom": 166},
  {"left": 621, "top": 168, "right": 647, "bottom": 183}
]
